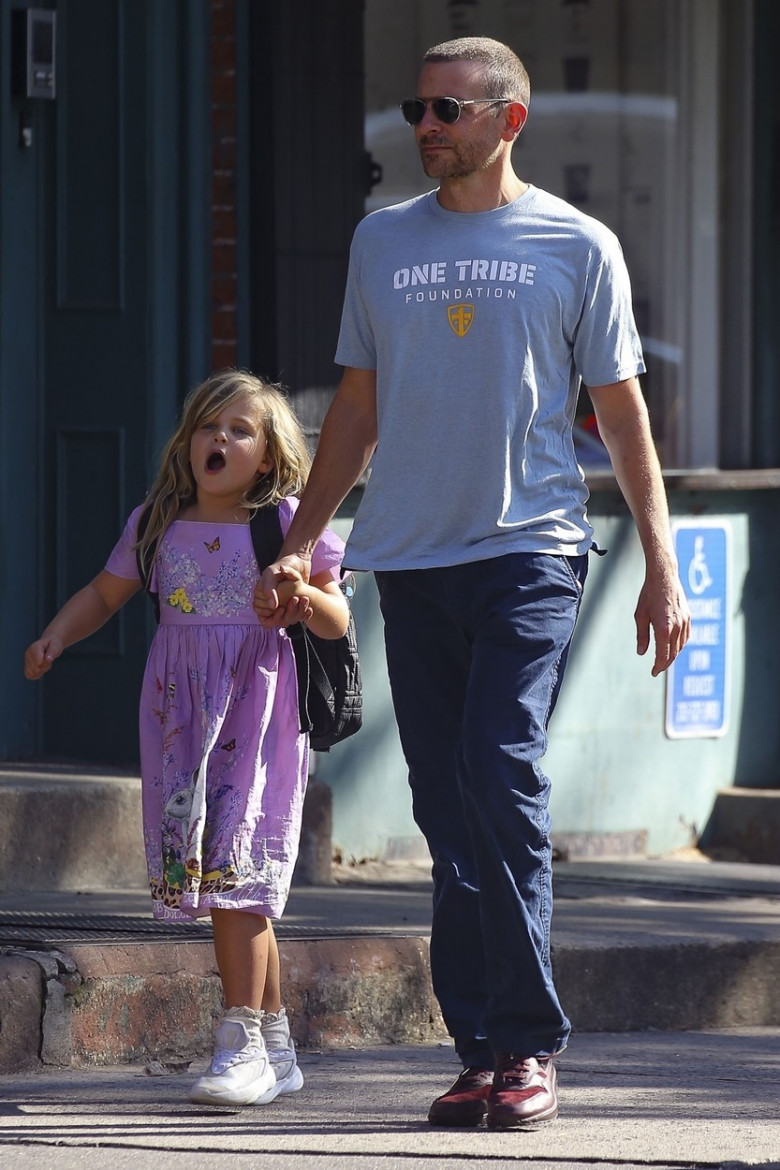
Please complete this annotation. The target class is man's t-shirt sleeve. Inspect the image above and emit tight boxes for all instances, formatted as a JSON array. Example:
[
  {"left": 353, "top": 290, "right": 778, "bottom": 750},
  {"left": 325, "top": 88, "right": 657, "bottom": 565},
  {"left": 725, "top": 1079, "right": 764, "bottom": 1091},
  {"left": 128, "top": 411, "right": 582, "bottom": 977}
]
[
  {"left": 572, "top": 230, "right": 646, "bottom": 388},
  {"left": 335, "top": 223, "right": 377, "bottom": 370}
]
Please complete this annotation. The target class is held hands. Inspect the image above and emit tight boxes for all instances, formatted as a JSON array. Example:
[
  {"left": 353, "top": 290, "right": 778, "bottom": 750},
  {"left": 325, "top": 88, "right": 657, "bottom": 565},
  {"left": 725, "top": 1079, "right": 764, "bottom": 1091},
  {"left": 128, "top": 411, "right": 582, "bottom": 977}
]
[
  {"left": 24, "top": 634, "right": 65, "bottom": 680},
  {"left": 634, "top": 562, "right": 691, "bottom": 677},
  {"left": 254, "top": 556, "right": 313, "bottom": 628}
]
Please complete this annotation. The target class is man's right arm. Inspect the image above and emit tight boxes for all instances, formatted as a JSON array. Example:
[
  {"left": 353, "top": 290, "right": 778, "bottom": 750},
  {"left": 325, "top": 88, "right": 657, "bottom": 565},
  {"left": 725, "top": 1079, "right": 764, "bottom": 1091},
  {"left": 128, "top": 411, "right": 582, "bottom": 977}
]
[{"left": 254, "top": 366, "right": 377, "bottom": 624}]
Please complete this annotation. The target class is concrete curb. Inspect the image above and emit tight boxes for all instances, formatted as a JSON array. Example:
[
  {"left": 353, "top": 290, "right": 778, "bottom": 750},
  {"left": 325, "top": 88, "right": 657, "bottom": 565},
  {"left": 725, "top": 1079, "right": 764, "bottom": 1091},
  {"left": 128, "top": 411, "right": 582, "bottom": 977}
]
[
  {"left": 0, "top": 935, "right": 444, "bottom": 1071},
  {"left": 556, "top": 937, "right": 780, "bottom": 1031},
  {"left": 3, "top": 929, "right": 780, "bottom": 1073},
  {"left": 0, "top": 953, "right": 44, "bottom": 1072}
]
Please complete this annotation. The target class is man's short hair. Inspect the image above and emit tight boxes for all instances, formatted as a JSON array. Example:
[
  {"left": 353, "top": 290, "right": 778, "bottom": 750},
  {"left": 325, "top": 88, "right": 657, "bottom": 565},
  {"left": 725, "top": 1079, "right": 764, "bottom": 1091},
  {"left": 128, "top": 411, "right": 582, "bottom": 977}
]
[{"left": 423, "top": 37, "right": 531, "bottom": 109}]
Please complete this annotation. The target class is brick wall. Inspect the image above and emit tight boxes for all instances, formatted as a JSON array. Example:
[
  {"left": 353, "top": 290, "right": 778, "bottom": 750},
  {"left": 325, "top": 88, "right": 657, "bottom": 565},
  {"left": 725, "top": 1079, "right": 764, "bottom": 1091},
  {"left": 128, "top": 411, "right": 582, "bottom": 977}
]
[{"left": 210, "top": 0, "right": 239, "bottom": 370}]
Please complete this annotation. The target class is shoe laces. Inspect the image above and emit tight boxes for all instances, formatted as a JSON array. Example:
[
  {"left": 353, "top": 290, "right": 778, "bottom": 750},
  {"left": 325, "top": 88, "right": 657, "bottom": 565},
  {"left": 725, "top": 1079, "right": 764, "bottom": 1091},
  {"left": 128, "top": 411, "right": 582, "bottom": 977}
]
[
  {"left": 210, "top": 1044, "right": 266, "bottom": 1075},
  {"left": 267, "top": 1045, "right": 295, "bottom": 1066},
  {"left": 497, "top": 1054, "right": 547, "bottom": 1086},
  {"left": 457, "top": 1066, "right": 493, "bottom": 1087}
]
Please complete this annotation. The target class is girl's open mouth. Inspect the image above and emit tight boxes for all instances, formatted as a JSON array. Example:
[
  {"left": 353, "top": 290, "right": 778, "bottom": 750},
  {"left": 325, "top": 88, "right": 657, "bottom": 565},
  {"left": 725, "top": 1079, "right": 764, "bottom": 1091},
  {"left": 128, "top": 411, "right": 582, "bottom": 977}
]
[{"left": 206, "top": 451, "right": 226, "bottom": 472}]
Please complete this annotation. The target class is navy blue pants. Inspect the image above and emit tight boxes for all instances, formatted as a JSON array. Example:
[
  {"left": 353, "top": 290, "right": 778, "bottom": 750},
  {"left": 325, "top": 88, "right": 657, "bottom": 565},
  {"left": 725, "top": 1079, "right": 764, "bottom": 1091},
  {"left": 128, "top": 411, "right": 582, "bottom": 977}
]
[{"left": 376, "top": 551, "right": 588, "bottom": 1067}]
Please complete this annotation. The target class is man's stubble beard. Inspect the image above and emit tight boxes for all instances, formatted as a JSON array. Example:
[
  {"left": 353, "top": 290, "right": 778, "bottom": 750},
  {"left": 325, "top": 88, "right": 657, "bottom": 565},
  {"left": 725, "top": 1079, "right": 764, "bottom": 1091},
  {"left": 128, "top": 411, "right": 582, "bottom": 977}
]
[{"left": 419, "top": 136, "right": 503, "bottom": 181}]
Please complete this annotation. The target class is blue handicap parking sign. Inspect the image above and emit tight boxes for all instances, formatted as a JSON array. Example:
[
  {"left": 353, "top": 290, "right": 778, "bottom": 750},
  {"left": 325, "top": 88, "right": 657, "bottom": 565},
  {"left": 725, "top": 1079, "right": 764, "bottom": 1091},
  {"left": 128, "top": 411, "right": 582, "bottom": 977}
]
[{"left": 665, "top": 522, "right": 730, "bottom": 739}]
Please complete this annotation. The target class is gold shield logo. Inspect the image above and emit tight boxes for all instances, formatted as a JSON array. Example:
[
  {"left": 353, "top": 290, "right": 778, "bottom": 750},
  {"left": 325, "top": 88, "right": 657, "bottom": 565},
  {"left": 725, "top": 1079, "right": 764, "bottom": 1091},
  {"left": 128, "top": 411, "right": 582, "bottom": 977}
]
[{"left": 447, "top": 303, "right": 475, "bottom": 337}]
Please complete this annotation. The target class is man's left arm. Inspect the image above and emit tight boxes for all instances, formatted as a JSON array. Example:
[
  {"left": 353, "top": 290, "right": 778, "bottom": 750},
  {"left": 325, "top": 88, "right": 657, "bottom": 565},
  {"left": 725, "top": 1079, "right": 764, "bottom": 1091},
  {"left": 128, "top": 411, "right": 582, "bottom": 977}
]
[{"left": 588, "top": 376, "right": 690, "bottom": 676}]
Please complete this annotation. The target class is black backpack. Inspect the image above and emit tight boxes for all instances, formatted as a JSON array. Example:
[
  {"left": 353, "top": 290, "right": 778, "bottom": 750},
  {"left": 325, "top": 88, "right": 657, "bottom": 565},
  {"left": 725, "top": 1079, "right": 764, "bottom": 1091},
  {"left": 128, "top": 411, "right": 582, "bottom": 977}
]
[{"left": 135, "top": 503, "right": 362, "bottom": 752}]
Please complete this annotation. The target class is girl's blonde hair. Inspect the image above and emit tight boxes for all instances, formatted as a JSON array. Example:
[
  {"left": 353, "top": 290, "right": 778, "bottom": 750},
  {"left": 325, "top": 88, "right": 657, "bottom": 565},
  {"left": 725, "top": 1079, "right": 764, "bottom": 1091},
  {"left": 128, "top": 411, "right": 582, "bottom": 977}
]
[{"left": 136, "top": 369, "right": 311, "bottom": 580}]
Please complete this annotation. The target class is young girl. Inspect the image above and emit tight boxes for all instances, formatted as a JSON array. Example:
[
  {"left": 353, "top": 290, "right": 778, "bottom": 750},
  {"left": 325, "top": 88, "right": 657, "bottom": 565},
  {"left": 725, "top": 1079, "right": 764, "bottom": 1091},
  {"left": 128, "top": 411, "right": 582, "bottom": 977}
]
[{"left": 24, "top": 369, "right": 349, "bottom": 1107}]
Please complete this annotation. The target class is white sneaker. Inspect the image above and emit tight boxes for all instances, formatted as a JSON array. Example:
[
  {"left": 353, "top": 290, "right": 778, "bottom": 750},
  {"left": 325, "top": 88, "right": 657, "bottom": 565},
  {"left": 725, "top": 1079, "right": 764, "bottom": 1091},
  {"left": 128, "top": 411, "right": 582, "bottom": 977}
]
[
  {"left": 262, "top": 1007, "right": 304, "bottom": 1094},
  {"left": 190, "top": 1013, "right": 279, "bottom": 1106}
]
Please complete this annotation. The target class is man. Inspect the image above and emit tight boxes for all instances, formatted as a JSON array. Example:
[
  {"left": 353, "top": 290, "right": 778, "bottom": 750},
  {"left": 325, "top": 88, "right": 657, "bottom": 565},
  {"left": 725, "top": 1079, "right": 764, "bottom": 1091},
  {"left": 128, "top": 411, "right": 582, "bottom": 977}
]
[{"left": 256, "top": 37, "right": 690, "bottom": 1129}]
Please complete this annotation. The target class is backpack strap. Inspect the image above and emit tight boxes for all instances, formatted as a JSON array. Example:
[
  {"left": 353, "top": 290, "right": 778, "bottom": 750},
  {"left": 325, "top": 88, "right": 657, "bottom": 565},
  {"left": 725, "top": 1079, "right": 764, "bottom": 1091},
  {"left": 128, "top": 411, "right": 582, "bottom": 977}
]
[
  {"left": 249, "top": 503, "right": 285, "bottom": 573},
  {"left": 287, "top": 620, "right": 335, "bottom": 734}
]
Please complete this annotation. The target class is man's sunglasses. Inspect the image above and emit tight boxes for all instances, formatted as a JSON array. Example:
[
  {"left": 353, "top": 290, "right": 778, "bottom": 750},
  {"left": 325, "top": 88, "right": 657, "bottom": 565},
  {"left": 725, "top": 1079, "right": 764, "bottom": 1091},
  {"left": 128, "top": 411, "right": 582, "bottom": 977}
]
[{"left": 400, "top": 96, "right": 512, "bottom": 126}]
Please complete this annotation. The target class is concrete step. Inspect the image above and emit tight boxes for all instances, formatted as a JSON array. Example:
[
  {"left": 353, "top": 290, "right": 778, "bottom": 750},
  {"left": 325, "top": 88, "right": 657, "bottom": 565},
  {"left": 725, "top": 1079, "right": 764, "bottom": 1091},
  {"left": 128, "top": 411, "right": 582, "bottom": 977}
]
[
  {"left": 5, "top": 763, "right": 776, "bottom": 890},
  {"left": 0, "top": 762, "right": 331, "bottom": 891},
  {"left": 0, "top": 762, "right": 147, "bottom": 891},
  {"left": 702, "top": 787, "right": 780, "bottom": 864}
]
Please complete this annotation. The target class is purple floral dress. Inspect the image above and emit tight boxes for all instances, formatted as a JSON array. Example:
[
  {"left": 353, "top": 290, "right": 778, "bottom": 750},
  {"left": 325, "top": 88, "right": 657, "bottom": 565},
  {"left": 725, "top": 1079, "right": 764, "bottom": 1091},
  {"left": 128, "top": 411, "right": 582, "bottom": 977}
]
[{"left": 105, "top": 497, "right": 344, "bottom": 921}]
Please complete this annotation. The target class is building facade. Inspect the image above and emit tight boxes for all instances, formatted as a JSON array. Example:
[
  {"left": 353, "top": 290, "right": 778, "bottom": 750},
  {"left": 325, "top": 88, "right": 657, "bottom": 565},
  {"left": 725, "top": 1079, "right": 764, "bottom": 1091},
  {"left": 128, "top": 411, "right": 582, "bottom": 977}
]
[{"left": 2, "top": 0, "right": 779, "bottom": 859}]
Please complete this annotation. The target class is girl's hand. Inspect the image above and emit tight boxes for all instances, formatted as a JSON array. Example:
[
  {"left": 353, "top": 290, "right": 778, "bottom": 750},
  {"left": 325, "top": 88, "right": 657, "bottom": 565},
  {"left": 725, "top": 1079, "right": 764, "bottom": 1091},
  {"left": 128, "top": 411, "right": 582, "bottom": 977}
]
[
  {"left": 275, "top": 578, "right": 314, "bottom": 624},
  {"left": 254, "top": 591, "right": 312, "bottom": 626},
  {"left": 22, "top": 572, "right": 140, "bottom": 680},
  {"left": 24, "top": 634, "right": 65, "bottom": 680}
]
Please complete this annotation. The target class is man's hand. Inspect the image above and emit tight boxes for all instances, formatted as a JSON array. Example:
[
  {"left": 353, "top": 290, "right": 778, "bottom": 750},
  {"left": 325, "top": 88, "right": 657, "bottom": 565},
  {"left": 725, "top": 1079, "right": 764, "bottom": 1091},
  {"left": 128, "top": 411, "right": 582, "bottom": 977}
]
[
  {"left": 634, "top": 566, "right": 691, "bottom": 676},
  {"left": 254, "top": 555, "right": 312, "bottom": 628}
]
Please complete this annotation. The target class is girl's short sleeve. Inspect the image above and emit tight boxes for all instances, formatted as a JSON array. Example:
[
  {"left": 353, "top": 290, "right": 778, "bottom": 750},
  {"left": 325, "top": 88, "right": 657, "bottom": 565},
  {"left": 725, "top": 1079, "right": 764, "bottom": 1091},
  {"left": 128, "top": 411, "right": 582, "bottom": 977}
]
[
  {"left": 105, "top": 505, "right": 145, "bottom": 581},
  {"left": 278, "top": 497, "right": 346, "bottom": 581}
]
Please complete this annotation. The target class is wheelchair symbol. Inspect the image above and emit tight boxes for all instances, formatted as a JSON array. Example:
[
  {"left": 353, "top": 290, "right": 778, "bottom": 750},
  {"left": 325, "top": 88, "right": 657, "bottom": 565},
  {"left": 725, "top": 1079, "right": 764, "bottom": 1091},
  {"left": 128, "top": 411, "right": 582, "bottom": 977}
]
[{"left": 688, "top": 535, "right": 713, "bottom": 595}]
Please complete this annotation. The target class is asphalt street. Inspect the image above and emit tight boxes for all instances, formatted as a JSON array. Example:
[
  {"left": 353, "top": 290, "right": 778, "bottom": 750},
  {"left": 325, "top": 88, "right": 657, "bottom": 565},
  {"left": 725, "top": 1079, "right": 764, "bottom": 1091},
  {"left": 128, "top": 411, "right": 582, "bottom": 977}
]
[{"left": 1, "top": 1029, "right": 779, "bottom": 1170}]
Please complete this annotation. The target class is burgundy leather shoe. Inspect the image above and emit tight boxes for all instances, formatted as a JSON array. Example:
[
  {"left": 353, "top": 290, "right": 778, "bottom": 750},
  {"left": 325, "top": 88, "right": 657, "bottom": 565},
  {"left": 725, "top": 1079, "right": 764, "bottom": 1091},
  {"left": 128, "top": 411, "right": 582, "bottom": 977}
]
[
  {"left": 486, "top": 1053, "right": 558, "bottom": 1129},
  {"left": 427, "top": 1066, "right": 494, "bottom": 1126}
]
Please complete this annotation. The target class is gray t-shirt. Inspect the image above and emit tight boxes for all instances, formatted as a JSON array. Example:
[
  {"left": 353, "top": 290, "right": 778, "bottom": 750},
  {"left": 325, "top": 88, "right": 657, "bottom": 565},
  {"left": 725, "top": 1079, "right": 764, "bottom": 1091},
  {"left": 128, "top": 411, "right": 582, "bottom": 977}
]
[{"left": 335, "top": 185, "right": 645, "bottom": 571}]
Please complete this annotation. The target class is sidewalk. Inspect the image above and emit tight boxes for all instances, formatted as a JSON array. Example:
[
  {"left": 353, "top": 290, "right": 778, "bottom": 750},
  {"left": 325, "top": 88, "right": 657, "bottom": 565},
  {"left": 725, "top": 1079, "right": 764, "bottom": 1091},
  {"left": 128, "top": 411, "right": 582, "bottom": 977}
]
[
  {"left": 1, "top": 854, "right": 779, "bottom": 1074},
  {"left": 1, "top": 1030, "right": 778, "bottom": 1169}
]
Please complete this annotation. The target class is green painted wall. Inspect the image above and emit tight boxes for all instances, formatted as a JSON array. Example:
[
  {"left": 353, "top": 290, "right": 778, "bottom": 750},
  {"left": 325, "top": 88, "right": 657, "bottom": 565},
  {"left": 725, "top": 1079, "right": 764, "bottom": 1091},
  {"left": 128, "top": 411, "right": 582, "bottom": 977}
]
[{"left": 318, "top": 489, "right": 780, "bottom": 861}]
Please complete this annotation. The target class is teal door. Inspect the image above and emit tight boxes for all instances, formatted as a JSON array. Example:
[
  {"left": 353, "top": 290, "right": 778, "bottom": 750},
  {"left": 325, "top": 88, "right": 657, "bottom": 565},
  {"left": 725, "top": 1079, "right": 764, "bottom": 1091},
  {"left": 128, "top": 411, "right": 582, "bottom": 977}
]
[
  {"left": 2, "top": 0, "right": 362, "bottom": 767},
  {"left": 2, "top": 0, "right": 210, "bottom": 765},
  {"left": 40, "top": 2, "right": 152, "bottom": 763}
]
